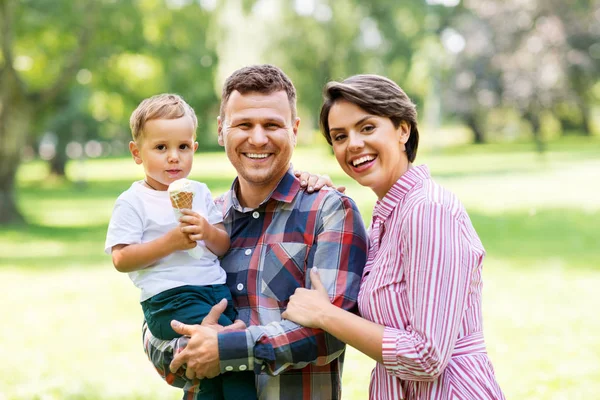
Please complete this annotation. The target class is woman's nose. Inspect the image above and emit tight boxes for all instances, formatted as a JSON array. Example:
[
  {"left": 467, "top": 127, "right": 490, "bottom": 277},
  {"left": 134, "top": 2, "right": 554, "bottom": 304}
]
[{"left": 348, "top": 133, "right": 364, "bottom": 151}]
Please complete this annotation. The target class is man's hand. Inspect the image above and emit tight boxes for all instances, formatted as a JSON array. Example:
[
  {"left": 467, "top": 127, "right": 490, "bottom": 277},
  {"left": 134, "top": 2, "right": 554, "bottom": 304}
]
[
  {"left": 169, "top": 299, "right": 247, "bottom": 380},
  {"left": 169, "top": 321, "right": 220, "bottom": 380},
  {"left": 294, "top": 170, "right": 346, "bottom": 194},
  {"left": 201, "top": 298, "right": 247, "bottom": 333}
]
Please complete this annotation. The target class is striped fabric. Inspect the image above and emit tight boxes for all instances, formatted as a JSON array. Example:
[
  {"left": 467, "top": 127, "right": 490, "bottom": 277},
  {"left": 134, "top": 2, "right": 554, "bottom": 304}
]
[
  {"left": 359, "top": 165, "right": 505, "bottom": 399},
  {"left": 143, "top": 167, "right": 368, "bottom": 399}
]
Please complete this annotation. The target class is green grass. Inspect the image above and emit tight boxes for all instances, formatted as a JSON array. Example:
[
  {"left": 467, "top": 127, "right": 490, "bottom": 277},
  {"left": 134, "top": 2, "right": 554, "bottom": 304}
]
[{"left": 2, "top": 138, "right": 600, "bottom": 399}]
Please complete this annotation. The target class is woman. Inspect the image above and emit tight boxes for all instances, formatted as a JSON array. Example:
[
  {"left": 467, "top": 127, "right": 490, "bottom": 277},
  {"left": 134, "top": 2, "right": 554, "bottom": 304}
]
[{"left": 282, "top": 75, "right": 504, "bottom": 399}]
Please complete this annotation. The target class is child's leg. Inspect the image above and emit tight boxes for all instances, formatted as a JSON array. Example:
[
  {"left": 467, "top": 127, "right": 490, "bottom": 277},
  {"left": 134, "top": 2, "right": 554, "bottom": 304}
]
[{"left": 221, "top": 371, "right": 258, "bottom": 400}]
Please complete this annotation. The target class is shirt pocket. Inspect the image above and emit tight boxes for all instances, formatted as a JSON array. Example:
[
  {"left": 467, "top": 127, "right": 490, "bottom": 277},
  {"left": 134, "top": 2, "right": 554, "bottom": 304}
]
[{"left": 260, "top": 242, "right": 308, "bottom": 304}]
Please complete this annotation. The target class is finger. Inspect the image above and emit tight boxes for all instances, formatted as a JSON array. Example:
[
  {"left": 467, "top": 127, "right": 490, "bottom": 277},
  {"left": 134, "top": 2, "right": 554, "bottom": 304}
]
[
  {"left": 306, "top": 174, "right": 320, "bottom": 192},
  {"left": 171, "top": 320, "right": 197, "bottom": 336},
  {"left": 309, "top": 267, "right": 328, "bottom": 295},
  {"left": 202, "top": 299, "right": 227, "bottom": 326},
  {"left": 313, "top": 174, "right": 333, "bottom": 190},
  {"left": 170, "top": 351, "right": 186, "bottom": 373},
  {"left": 185, "top": 366, "right": 196, "bottom": 380},
  {"left": 297, "top": 171, "right": 310, "bottom": 187},
  {"left": 221, "top": 319, "right": 247, "bottom": 332},
  {"left": 336, "top": 185, "right": 346, "bottom": 194}
]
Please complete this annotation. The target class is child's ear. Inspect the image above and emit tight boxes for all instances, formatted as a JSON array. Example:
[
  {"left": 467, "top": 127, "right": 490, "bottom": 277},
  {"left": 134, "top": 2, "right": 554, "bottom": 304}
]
[
  {"left": 193, "top": 142, "right": 199, "bottom": 152},
  {"left": 129, "top": 141, "right": 143, "bottom": 165}
]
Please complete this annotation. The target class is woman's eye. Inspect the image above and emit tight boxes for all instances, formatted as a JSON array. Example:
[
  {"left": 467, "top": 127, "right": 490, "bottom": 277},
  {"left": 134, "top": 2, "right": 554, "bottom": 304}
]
[
  {"left": 362, "top": 125, "right": 375, "bottom": 133},
  {"left": 333, "top": 134, "right": 346, "bottom": 142}
]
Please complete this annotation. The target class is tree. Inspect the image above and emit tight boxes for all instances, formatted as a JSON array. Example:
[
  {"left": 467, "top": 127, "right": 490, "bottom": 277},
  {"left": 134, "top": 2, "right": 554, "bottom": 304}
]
[{"left": 0, "top": 0, "right": 100, "bottom": 224}]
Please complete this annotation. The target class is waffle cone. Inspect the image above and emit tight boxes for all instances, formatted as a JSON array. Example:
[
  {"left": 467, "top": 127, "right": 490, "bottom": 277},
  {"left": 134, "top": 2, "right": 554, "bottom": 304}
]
[{"left": 170, "top": 191, "right": 194, "bottom": 209}]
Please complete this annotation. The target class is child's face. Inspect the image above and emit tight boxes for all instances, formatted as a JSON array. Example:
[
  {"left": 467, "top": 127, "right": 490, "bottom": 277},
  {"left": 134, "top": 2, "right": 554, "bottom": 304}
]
[{"left": 129, "top": 116, "right": 198, "bottom": 191}]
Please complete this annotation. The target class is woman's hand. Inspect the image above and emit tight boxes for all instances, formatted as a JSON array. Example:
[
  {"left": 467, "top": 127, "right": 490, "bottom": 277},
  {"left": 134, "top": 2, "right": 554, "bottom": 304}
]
[
  {"left": 282, "top": 267, "right": 333, "bottom": 328},
  {"left": 294, "top": 170, "right": 346, "bottom": 194}
]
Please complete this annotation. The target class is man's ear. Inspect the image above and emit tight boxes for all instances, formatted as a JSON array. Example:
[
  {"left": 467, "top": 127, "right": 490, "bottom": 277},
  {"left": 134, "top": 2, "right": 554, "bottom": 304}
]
[
  {"left": 291, "top": 117, "right": 300, "bottom": 146},
  {"left": 129, "top": 141, "right": 143, "bottom": 165},
  {"left": 217, "top": 116, "right": 224, "bottom": 147}
]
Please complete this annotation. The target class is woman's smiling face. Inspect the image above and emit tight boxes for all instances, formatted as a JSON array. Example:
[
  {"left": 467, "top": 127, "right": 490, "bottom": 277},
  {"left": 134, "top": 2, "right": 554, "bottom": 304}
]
[{"left": 328, "top": 99, "right": 411, "bottom": 199}]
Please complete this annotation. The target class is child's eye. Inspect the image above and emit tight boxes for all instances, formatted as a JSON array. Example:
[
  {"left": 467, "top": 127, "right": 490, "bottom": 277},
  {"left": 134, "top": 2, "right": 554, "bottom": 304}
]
[
  {"left": 156, "top": 144, "right": 166, "bottom": 150},
  {"left": 180, "top": 144, "right": 190, "bottom": 150}
]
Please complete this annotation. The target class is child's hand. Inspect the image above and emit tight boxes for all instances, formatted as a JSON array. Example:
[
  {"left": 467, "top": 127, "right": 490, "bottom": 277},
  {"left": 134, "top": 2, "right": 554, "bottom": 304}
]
[
  {"left": 167, "top": 224, "right": 197, "bottom": 252},
  {"left": 178, "top": 209, "right": 211, "bottom": 242}
]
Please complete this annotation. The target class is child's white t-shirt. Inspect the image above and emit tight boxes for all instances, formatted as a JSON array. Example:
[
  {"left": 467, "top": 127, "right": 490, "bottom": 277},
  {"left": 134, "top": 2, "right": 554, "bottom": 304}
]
[{"left": 105, "top": 180, "right": 226, "bottom": 301}]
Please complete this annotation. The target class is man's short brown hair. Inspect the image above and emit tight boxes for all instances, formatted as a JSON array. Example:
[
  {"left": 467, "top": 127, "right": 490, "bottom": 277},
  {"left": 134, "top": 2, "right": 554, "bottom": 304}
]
[
  {"left": 220, "top": 64, "right": 297, "bottom": 121},
  {"left": 129, "top": 93, "right": 198, "bottom": 142},
  {"left": 319, "top": 74, "right": 419, "bottom": 163}
]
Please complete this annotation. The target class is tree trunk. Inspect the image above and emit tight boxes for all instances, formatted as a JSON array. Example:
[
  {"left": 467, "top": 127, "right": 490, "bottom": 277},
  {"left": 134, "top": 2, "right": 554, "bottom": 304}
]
[
  {"left": 464, "top": 114, "right": 486, "bottom": 144},
  {"left": 524, "top": 111, "right": 545, "bottom": 154},
  {"left": 0, "top": 71, "right": 33, "bottom": 224}
]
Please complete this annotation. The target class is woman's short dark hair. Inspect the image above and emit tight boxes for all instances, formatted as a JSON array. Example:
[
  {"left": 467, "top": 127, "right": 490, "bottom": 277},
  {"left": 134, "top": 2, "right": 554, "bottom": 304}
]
[{"left": 319, "top": 74, "right": 419, "bottom": 162}]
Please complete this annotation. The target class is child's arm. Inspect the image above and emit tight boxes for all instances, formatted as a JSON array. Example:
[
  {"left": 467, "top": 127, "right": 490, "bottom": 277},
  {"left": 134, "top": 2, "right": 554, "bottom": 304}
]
[
  {"left": 179, "top": 209, "right": 230, "bottom": 257},
  {"left": 112, "top": 226, "right": 197, "bottom": 273}
]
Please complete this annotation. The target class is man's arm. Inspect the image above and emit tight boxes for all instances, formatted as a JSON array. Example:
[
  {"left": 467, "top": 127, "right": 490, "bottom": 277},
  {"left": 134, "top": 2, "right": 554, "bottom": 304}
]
[{"left": 170, "top": 192, "right": 368, "bottom": 378}]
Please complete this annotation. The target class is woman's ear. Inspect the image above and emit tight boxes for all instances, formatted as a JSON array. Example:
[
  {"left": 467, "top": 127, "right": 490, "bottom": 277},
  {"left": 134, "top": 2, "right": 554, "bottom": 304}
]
[{"left": 398, "top": 121, "right": 411, "bottom": 144}]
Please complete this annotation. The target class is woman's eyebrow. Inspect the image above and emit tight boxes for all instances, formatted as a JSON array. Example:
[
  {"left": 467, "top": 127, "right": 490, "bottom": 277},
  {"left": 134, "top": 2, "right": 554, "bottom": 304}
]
[{"left": 330, "top": 115, "right": 373, "bottom": 132}]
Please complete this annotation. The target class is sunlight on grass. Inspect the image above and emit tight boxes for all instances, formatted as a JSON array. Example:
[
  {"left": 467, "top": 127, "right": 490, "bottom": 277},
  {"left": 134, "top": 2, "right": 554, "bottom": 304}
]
[{"left": 4, "top": 139, "right": 600, "bottom": 399}]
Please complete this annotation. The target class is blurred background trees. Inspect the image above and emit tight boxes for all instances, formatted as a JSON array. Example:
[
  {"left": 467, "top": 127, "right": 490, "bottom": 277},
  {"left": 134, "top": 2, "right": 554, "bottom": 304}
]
[{"left": 1, "top": 0, "right": 599, "bottom": 224}]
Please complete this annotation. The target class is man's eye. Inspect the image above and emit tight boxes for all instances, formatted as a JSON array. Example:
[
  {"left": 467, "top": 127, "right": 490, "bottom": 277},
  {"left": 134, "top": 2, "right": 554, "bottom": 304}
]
[
  {"left": 265, "top": 123, "right": 280, "bottom": 130},
  {"left": 238, "top": 123, "right": 251, "bottom": 130}
]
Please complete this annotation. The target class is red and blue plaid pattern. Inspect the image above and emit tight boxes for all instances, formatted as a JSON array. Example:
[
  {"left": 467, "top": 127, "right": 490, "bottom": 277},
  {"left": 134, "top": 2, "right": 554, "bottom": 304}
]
[{"left": 143, "top": 168, "right": 367, "bottom": 399}]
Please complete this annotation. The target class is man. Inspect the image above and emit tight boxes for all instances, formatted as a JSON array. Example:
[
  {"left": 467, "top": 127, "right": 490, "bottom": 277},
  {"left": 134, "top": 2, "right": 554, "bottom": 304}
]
[{"left": 143, "top": 64, "right": 367, "bottom": 399}]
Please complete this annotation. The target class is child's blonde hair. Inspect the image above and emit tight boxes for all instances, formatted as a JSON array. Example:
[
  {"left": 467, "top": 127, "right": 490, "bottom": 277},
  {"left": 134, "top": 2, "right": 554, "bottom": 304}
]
[{"left": 129, "top": 93, "right": 198, "bottom": 142}]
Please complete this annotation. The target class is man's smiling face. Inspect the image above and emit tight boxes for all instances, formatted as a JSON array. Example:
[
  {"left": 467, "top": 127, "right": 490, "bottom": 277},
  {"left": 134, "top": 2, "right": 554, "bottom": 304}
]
[{"left": 218, "top": 90, "right": 299, "bottom": 194}]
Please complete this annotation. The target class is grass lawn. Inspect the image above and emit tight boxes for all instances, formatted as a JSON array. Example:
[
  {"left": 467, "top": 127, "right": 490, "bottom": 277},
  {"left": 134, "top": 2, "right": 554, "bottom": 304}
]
[{"left": 1, "top": 138, "right": 599, "bottom": 399}]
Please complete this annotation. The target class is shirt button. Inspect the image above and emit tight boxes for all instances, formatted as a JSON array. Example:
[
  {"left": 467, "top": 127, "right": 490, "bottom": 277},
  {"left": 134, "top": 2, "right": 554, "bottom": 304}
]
[
  {"left": 225, "top": 366, "right": 233, "bottom": 371},
  {"left": 244, "top": 249, "right": 252, "bottom": 256},
  {"left": 239, "top": 365, "right": 247, "bottom": 371},
  {"left": 237, "top": 283, "right": 244, "bottom": 291},
  {"left": 252, "top": 211, "right": 260, "bottom": 219}
]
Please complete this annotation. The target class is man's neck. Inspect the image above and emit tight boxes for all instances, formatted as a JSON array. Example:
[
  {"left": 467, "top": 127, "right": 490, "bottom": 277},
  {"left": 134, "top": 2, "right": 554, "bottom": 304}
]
[{"left": 236, "top": 180, "right": 277, "bottom": 209}]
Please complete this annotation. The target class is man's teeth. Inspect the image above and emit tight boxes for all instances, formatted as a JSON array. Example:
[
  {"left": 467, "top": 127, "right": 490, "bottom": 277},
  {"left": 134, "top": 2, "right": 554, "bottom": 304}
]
[
  {"left": 352, "top": 155, "right": 375, "bottom": 167},
  {"left": 246, "top": 153, "right": 269, "bottom": 159}
]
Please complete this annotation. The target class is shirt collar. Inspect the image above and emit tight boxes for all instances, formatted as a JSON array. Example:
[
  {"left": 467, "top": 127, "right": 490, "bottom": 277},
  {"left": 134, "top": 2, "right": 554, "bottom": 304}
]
[
  {"left": 224, "top": 165, "right": 300, "bottom": 214},
  {"left": 372, "top": 164, "right": 430, "bottom": 221}
]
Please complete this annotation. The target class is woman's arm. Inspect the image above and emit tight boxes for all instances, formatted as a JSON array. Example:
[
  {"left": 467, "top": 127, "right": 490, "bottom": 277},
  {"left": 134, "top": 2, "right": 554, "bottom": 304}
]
[{"left": 283, "top": 267, "right": 386, "bottom": 363}]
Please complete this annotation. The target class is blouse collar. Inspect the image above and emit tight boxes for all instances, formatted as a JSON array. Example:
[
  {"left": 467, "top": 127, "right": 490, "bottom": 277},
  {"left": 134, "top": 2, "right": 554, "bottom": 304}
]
[{"left": 372, "top": 164, "right": 430, "bottom": 221}]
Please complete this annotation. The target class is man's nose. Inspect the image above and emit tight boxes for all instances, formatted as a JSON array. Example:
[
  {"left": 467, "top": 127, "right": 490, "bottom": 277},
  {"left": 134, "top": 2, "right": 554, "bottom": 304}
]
[{"left": 248, "top": 126, "right": 269, "bottom": 146}]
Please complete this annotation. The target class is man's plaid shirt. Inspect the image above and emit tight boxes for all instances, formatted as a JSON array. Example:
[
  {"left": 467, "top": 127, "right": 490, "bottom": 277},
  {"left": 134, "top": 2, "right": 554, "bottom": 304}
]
[{"left": 143, "top": 168, "right": 367, "bottom": 399}]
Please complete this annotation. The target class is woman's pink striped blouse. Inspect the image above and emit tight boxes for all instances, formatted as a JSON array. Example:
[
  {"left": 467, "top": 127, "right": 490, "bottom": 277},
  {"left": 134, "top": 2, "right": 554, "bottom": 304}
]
[{"left": 357, "top": 165, "right": 505, "bottom": 399}]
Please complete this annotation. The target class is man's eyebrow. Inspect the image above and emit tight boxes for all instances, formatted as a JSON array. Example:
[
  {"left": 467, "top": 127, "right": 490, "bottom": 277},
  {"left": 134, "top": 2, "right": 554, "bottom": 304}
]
[{"left": 330, "top": 115, "right": 373, "bottom": 132}]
